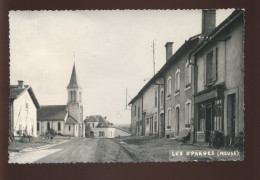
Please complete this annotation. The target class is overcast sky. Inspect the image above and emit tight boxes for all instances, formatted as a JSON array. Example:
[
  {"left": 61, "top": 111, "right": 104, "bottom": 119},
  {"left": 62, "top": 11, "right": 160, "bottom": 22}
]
[{"left": 9, "top": 9, "right": 234, "bottom": 125}]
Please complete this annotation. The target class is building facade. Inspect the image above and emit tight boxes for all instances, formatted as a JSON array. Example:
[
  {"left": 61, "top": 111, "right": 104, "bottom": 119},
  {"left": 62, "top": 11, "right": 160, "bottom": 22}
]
[
  {"left": 85, "top": 115, "right": 131, "bottom": 138},
  {"left": 129, "top": 10, "right": 244, "bottom": 145},
  {"left": 9, "top": 81, "right": 40, "bottom": 137},
  {"left": 37, "top": 63, "right": 85, "bottom": 137},
  {"left": 192, "top": 10, "right": 244, "bottom": 143}
]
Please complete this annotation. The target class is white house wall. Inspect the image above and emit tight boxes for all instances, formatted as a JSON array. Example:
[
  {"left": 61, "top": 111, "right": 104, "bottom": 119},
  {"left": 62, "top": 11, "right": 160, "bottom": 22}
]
[{"left": 13, "top": 90, "right": 37, "bottom": 137}]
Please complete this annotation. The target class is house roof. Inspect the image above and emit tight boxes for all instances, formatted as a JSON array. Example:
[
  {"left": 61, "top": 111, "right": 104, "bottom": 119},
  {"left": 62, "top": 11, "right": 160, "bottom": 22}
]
[
  {"left": 10, "top": 85, "right": 40, "bottom": 109},
  {"left": 129, "top": 34, "right": 202, "bottom": 105},
  {"left": 66, "top": 115, "right": 78, "bottom": 124},
  {"left": 37, "top": 105, "right": 67, "bottom": 121},
  {"left": 85, "top": 116, "right": 99, "bottom": 122},
  {"left": 67, "top": 63, "right": 81, "bottom": 89},
  {"left": 191, "top": 10, "right": 244, "bottom": 56},
  {"left": 84, "top": 115, "right": 113, "bottom": 128}
]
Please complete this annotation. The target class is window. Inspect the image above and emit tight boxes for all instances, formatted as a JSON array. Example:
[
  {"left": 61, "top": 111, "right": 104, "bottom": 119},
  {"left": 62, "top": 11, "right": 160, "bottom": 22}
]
[
  {"left": 214, "top": 99, "right": 223, "bottom": 131},
  {"left": 25, "top": 103, "right": 28, "bottom": 111},
  {"left": 167, "top": 77, "right": 172, "bottom": 97},
  {"left": 160, "top": 89, "right": 164, "bottom": 108},
  {"left": 155, "top": 90, "right": 157, "bottom": 107},
  {"left": 74, "top": 91, "right": 77, "bottom": 101},
  {"left": 175, "top": 69, "right": 180, "bottom": 94},
  {"left": 99, "top": 131, "right": 104, "bottom": 137},
  {"left": 37, "top": 122, "right": 40, "bottom": 131},
  {"left": 185, "top": 100, "right": 192, "bottom": 126},
  {"left": 205, "top": 48, "right": 218, "bottom": 86},
  {"left": 154, "top": 121, "right": 157, "bottom": 132},
  {"left": 92, "top": 123, "right": 94, "bottom": 128},
  {"left": 185, "top": 61, "right": 192, "bottom": 89},
  {"left": 70, "top": 91, "right": 73, "bottom": 101},
  {"left": 167, "top": 109, "right": 171, "bottom": 130},
  {"left": 138, "top": 107, "right": 140, "bottom": 119},
  {"left": 58, "top": 122, "right": 61, "bottom": 131},
  {"left": 47, "top": 122, "right": 50, "bottom": 131},
  {"left": 69, "top": 125, "right": 71, "bottom": 131},
  {"left": 206, "top": 51, "right": 213, "bottom": 84},
  {"left": 134, "top": 105, "right": 136, "bottom": 117}
]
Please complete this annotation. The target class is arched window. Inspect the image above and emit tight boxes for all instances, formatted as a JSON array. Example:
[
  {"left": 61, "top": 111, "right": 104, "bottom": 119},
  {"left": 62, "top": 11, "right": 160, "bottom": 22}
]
[
  {"left": 185, "top": 61, "right": 192, "bottom": 89},
  {"left": 70, "top": 91, "right": 73, "bottom": 101},
  {"left": 167, "top": 76, "right": 172, "bottom": 96},
  {"left": 47, "top": 122, "right": 50, "bottom": 131},
  {"left": 175, "top": 69, "right": 180, "bottom": 94},
  {"left": 58, "top": 122, "right": 61, "bottom": 131},
  {"left": 185, "top": 99, "right": 192, "bottom": 126},
  {"left": 160, "top": 89, "right": 164, "bottom": 108},
  {"left": 74, "top": 91, "right": 76, "bottom": 102}
]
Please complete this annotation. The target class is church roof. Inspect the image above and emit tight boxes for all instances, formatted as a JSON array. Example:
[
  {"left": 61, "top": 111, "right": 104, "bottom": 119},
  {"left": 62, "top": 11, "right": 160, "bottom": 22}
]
[
  {"left": 37, "top": 105, "right": 67, "bottom": 121},
  {"left": 66, "top": 115, "right": 78, "bottom": 124},
  {"left": 67, "top": 63, "right": 81, "bottom": 89}
]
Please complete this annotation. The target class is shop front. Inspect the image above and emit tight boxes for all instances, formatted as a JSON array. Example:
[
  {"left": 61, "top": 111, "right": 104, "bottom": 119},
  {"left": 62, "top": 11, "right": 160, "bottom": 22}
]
[{"left": 194, "top": 84, "right": 225, "bottom": 143}]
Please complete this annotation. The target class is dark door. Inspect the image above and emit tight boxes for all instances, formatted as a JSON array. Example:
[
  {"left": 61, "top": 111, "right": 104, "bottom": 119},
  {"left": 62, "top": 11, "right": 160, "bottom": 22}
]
[
  {"left": 176, "top": 107, "right": 180, "bottom": 135},
  {"left": 205, "top": 104, "right": 212, "bottom": 142},
  {"left": 230, "top": 94, "right": 236, "bottom": 142},
  {"left": 160, "top": 114, "right": 164, "bottom": 137}
]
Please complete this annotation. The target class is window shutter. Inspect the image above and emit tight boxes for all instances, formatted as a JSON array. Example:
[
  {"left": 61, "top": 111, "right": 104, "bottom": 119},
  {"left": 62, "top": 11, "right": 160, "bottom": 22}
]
[
  {"left": 212, "top": 48, "right": 218, "bottom": 82},
  {"left": 203, "top": 55, "right": 207, "bottom": 87},
  {"left": 185, "top": 66, "right": 188, "bottom": 85}
]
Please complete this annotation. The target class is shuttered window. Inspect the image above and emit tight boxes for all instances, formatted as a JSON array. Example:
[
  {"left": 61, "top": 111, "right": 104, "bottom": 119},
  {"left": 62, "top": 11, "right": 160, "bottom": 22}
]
[{"left": 204, "top": 48, "right": 218, "bottom": 86}]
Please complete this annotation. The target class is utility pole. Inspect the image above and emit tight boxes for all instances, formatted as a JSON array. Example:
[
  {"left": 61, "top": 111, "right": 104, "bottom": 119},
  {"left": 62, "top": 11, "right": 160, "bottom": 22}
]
[
  {"left": 125, "top": 88, "right": 131, "bottom": 110},
  {"left": 152, "top": 40, "right": 156, "bottom": 76}
]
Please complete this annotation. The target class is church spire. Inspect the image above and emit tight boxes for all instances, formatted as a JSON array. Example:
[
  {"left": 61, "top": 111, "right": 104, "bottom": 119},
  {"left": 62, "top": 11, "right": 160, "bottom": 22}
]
[{"left": 67, "top": 62, "right": 81, "bottom": 89}]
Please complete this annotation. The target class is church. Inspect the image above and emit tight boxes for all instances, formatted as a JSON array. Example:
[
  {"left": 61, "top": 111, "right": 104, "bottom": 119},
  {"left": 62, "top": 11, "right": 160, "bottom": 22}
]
[{"left": 37, "top": 63, "right": 85, "bottom": 137}]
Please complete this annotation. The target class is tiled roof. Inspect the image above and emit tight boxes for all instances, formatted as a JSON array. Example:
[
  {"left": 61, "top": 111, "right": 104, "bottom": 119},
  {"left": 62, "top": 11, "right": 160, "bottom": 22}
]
[
  {"left": 84, "top": 115, "right": 113, "bottom": 128},
  {"left": 67, "top": 63, "right": 81, "bottom": 89},
  {"left": 66, "top": 115, "right": 78, "bottom": 124},
  {"left": 37, "top": 105, "right": 67, "bottom": 121},
  {"left": 10, "top": 85, "right": 40, "bottom": 109},
  {"left": 85, "top": 115, "right": 99, "bottom": 122}
]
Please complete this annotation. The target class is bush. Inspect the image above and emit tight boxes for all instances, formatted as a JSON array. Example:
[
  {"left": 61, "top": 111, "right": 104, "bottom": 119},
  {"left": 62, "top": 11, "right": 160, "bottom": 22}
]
[{"left": 45, "top": 128, "right": 56, "bottom": 139}]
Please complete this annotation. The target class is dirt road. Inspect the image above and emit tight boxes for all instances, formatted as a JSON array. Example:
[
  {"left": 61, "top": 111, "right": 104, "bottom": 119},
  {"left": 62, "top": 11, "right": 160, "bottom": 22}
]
[{"left": 10, "top": 138, "right": 135, "bottom": 163}]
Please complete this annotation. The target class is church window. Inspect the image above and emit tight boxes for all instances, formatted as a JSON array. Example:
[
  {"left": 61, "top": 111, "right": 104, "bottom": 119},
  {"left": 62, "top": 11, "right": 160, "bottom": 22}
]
[
  {"left": 69, "top": 125, "right": 71, "bottom": 131},
  {"left": 74, "top": 91, "right": 77, "bottom": 101},
  {"left": 79, "top": 91, "right": 82, "bottom": 102},
  {"left": 58, "top": 122, "right": 61, "bottom": 131},
  {"left": 70, "top": 91, "right": 73, "bottom": 101},
  {"left": 47, "top": 122, "right": 50, "bottom": 131}
]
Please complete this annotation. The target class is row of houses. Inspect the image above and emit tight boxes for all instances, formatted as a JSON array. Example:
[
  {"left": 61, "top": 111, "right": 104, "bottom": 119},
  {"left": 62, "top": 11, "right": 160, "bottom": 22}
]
[{"left": 129, "top": 10, "right": 244, "bottom": 144}]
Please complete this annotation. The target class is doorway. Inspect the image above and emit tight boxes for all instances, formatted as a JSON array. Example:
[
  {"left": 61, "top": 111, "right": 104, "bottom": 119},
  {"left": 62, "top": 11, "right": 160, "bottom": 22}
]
[
  {"left": 228, "top": 94, "right": 236, "bottom": 143},
  {"left": 176, "top": 107, "right": 180, "bottom": 135},
  {"left": 205, "top": 104, "right": 213, "bottom": 142}
]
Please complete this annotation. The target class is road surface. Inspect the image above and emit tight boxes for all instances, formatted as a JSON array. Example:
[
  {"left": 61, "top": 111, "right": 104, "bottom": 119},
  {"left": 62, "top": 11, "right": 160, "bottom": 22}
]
[{"left": 10, "top": 138, "right": 134, "bottom": 163}]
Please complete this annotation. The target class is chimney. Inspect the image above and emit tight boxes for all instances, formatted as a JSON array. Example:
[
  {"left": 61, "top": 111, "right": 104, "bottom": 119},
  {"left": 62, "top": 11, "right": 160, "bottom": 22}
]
[
  {"left": 18, "top": 80, "right": 24, "bottom": 89},
  {"left": 202, "top": 10, "right": 216, "bottom": 35},
  {"left": 165, "top": 42, "right": 173, "bottom": 62}
]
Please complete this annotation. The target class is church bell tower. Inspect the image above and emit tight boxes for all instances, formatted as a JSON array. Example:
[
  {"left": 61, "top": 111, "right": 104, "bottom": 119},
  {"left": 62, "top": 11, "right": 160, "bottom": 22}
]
[{"left": 67, "top": 63, "right": 83, "bottom": 124}]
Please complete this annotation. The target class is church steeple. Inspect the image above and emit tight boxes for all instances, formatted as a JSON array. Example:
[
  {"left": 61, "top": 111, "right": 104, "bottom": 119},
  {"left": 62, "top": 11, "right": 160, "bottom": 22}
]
[{"left": 67, "top": 62, "right": 81, "bottom": 89}]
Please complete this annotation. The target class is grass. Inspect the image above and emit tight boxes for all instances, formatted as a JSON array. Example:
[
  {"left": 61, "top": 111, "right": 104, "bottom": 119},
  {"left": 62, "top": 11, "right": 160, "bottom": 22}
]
[{"left": 8, "top": 135, "right": 68, "bottom": 151}]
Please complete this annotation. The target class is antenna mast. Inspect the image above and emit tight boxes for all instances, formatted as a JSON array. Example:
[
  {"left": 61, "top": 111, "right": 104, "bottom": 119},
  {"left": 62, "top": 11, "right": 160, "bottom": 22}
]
[{"left": 152, "top": 40, "right": 156, "bottom": 76}]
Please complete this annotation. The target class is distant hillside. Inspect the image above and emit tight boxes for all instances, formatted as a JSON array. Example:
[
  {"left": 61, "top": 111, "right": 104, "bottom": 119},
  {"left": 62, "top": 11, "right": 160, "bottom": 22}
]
[{"left": 114, "top": 124, "right": 131, "bottom": 132}]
